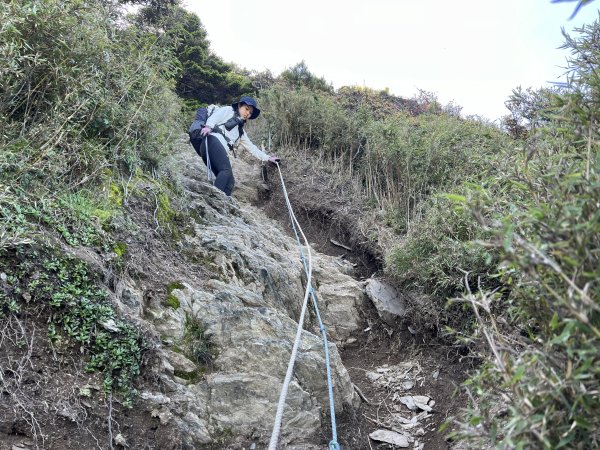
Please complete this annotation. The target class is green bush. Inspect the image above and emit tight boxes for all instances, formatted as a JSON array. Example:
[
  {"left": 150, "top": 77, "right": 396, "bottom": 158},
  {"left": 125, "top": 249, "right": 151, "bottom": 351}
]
[
  {"left": 1, "top": 247, "right": 143, "bottom": 405},
  {"left": 359, "top": 113, "right": 511, "bottom": 224},
  {"left": 0, "top": 0, "right": 191, "bottom": 406},
  {"left": 258, "top": 83, "right": 355, "bottom": 153},
  {"left": 386, "top": 192, "right": 495, "bottom": 328},
  {"left": 450, "top": 19, "right": 600, "bottom": 449},
  {"left": 181, "top": 314, "right": 217, "bottom": 368},
  {"left": 0, "top": 0, "right": 182, "bottom": 191},
  {"left": 0, "top": 0, "right": 190, "bottom": 257},
  {"left": 0, "top": 188, "right": 115, "bottom": 251},
  {"left": 259, "top": 82, "right": 511, "bottom": 218}
]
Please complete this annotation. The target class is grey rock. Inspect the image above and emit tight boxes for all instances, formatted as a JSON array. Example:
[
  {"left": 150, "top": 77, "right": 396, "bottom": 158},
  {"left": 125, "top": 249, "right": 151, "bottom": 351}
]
[
  {"left": 369, "top": 429, "right": 410, "bottom": 447},
  {"left": 140, "top": 391, "right": 171, "bottom": 405},
  {"left": 162, "top": 349, "right": 197, "bottom": 375},
  {"left": 365, "top": 278, "right": 407, "bottom": 325}
]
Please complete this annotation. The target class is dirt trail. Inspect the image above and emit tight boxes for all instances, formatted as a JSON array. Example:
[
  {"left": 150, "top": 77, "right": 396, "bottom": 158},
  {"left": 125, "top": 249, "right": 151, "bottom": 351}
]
[{"left": 257, "top": 178, "right": 469, "bottom": 450}]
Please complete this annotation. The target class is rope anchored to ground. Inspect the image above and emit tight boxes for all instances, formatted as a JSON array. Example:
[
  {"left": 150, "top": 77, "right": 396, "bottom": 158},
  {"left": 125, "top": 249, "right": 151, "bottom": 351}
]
[{"left": 267, "top": 162, "right": 340, "bottom": 450}]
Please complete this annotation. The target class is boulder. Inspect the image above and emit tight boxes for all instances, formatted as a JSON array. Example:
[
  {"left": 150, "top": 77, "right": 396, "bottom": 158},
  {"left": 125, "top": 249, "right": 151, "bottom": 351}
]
[{"left": 365, "top": 278, "right": 407, "bottom": 325}]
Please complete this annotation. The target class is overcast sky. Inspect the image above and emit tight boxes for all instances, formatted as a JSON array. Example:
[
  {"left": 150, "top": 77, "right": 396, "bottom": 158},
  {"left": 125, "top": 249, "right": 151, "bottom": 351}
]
[{"left": 184, "top": 1, "right": 599, "bottom": 122}]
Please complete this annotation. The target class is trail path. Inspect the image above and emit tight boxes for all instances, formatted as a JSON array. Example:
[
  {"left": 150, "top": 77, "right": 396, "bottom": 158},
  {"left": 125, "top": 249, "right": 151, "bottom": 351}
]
[{"left": 230, "top": 153, "right": 468, "bottom": 449}]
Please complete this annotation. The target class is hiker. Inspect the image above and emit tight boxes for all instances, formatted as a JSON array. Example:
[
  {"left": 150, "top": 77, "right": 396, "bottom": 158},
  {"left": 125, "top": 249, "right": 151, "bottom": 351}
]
[{"left": 189, "top": 96, "right": 280, "bottom": 196}]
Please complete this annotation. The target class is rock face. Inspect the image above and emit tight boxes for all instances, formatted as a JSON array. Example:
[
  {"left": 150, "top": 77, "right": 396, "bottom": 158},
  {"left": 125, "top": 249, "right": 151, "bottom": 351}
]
[{"left": 116, "top": 147, "right": 363, "bottom": 448}]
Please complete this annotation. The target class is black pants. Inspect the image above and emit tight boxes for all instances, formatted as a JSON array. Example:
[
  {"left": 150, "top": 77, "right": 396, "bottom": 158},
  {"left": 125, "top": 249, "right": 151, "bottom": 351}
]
[{"left": 191, "top": 135, "right": 235, "bottom": 196}]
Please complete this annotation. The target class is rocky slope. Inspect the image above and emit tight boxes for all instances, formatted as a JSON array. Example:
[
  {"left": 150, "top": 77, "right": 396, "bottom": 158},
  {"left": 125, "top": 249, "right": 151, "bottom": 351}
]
[
  {"left": 137, "top": 145, "right": 365, "bottom": 447},
  {"left": 0, "top": 139, "right": 368, "bottom": 450},
  {"left": 1, "top": 139, "right": 468, "bottom": 450}
]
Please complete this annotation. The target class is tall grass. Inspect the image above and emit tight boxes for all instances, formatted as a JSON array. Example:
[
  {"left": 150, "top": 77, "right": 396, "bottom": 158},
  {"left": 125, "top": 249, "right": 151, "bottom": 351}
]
[
  {"left": 0, "top": 0, "right": 184, "bottom": 250},
  {"left": 0, "top": 0, "right": 182, "bottom": 193},
  {"left": 258, "top": 84, "right": 512, "bottom": 231}
]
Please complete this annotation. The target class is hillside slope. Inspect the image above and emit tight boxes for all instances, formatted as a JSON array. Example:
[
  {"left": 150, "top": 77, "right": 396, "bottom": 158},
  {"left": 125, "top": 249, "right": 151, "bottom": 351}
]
[{"left": 1, "top": 137, "right": 362, "bottom": 449}]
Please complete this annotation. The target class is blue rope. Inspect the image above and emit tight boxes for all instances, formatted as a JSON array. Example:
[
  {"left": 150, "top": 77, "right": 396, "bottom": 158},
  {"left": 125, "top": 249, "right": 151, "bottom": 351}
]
[{"left": 279, "top": 167, "right": 340, "bottom": 449}]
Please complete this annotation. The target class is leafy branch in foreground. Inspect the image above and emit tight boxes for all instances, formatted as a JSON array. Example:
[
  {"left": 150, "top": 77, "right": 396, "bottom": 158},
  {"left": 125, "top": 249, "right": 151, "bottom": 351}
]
[{"left": 448, "top": 17, "right": 600, "bottom": 449}]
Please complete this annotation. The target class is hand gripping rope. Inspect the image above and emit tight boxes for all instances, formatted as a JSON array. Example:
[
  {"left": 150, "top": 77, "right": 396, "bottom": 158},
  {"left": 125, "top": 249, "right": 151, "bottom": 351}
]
[{"left": 267, "top": 162, "right": 340, "bottom": 450}]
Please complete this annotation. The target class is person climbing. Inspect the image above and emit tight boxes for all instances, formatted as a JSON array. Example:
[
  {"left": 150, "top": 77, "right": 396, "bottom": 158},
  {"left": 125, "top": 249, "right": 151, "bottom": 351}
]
[{"left": 189, "top": 96, "right": 280, "bottom": 196}]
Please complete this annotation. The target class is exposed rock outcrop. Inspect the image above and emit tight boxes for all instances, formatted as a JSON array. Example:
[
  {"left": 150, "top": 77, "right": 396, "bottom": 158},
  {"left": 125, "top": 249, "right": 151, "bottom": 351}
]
[{"left": 114, "top": 146, "right": 364, "bottom": 448}]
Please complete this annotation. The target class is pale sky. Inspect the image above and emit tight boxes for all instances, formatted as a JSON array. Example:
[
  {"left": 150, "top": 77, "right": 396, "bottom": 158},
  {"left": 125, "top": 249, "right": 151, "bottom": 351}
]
[{"left": 184, "top": 0, "right": 599, "bottom": 122}]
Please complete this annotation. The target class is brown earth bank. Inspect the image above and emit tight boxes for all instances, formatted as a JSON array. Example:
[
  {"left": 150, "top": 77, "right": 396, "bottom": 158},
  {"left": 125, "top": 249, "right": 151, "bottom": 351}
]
[
  {"left": 0, "top": 312, "right": 182, "bottom": 450},
  {"left": 0, "top": 187, "right": 209, "bottom": 450}
]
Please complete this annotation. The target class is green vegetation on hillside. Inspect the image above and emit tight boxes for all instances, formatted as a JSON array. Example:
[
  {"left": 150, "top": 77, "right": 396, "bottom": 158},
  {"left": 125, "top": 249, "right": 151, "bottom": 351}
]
[
  {"left": 251, "top": 20, "right": 599, "bottom": 448},
  {"left": 0, "top": 0, "right": 182, "bottom": 405},
  {"left": 256, "top": 77, "right": 514, "bottom": 330},
  {"left": 447, "top": 20, "right": 600, "bottom": 448},
  {"left": 0, "top": 0, "right": 597, "bottom": 447},
  {"left": 134, "top": 4, "right": 255, "bottom": 111},
  {"left": 1, "top": 247, "right": 143, "bottom": 404}
]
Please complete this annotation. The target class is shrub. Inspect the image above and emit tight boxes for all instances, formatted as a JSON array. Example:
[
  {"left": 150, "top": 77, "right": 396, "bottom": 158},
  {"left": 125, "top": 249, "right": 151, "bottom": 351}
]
[
  {"left": 450, "top": 19, "right": 600, "bottom": 449},
  {"left": 1, "top": 247, "right": 143, "bottom": 405},
  {"left": 0, "top": 0, "right": 182, "bottom": 192}
]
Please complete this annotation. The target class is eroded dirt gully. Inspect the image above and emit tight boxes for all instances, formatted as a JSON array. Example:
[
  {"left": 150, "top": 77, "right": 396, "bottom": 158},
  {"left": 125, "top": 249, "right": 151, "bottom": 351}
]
[{"left": 257, "top": 163, "right": 469, "bottom": 450}]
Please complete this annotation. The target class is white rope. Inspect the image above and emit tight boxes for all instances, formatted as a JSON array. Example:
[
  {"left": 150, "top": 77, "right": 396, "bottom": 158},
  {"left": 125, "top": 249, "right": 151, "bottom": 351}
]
[
  {"left": 206, "top": 141, "right": 214, "bottom": 182},
  {"left": 267, "top": 162, "right": 314, "bottom": 450}
]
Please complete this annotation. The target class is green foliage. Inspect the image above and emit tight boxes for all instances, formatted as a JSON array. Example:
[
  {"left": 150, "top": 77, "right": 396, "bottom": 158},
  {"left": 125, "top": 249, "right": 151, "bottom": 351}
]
[
  {"left": 181, "top": 314, "right": 217, "bottom": 368},
  {"left": 255, "top": 36, "right": 598, "bottom": 449},
  {"left": 167, "top": 281, "right": 184, "bottom": 292},
  {"left": 136, "top": 5, "right": 254, "bottom": 107},
  {"left": 127, "top": 173, "right": 190, "bottom": 238},
  {"left": 361, "top": 113, "right": 510, "bottom": 220},
  {"left": 258, "top": 83, "right": 355, "bottom": 154},
  {"left": 0, "top": 246, "right": 143, "bottom": 405},
  {"left": 279, "top": 60, "right": 334, "bottom": 94},
  {"left": 157, "top": 191, "right": 176, "bottom": 227},
  {"left": 0, "top": 0, "right": 182, "bottom": 192},
  {"left": 0, "top": 0, "right": 186, "bottom": 408},
  {"left": 259, "top": 82, "right": 511, "bottom": 217},
  {"left": 336, "top": 85, "right": 430, "bottom": 118},
  {"left": 504, "top": 86, "right": 555, "bottom": 134},
  {"left": 388, "top": 193, "right": 493, "bottom": 297},
  {"left": 0, "top": 189, "right": 35, "bottom": 251},
  {"left": 113, "top": 242, "right": 128, "bottom": 257},
  {"left": 165, "top": 294, "right": 180, "bottom": 309},
  {"left": 450, "top": 19, "right": 600, "bottom": 449},
  {"left": 0, "top": 189, "right": 113, "bottom": 250},
  {"left": 165, "top": 281, "right": 184, "bottom": 309}
]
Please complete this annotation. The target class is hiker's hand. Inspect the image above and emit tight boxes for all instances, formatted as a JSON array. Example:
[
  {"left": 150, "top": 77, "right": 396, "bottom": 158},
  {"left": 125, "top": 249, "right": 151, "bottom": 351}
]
[
  {"left": 268, "top": 155, "right": 280, "bottom": 164},
  {"left": 200, "top": 126, "right": 212, "bottom": 137}
]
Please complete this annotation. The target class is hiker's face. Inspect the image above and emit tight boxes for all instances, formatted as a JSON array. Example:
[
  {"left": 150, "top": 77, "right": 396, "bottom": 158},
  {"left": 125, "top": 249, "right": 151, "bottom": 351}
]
[{"left": 239, "top": 104, "right": 254, "bottom": 120}]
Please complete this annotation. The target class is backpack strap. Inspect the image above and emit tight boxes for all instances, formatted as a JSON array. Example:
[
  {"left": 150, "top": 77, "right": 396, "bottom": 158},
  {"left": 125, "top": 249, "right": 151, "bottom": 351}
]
[{"left": 212, "top": 118, "right": 245, "bottom": 158}]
